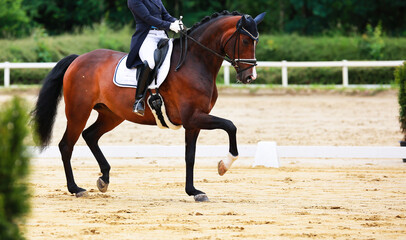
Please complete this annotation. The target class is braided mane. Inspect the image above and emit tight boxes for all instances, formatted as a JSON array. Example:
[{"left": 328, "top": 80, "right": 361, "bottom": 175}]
[{"left": 187, "top": 10, "right": 243, "bottom": 34}]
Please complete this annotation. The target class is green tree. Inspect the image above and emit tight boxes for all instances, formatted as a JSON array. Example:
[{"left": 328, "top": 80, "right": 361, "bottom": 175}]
[
  {"left": 181, "top": 1, "right": 227, "bottom": 26},
  {"left": 228, "top": 0, "right": 277, "bottom": 33},
  {"left": 23, "top": 0, "right": 104, "bottom": 34},
  {"left": 396, "top": 63, "right": 406, "bottom": 140},
  {"left": 162, "top": 0, "right": 182, "bottom": 19},
  {"left": 3, "top": 0, "right": 404, "bottom": 37},
  {"left": 103, "top": 0, "right": 133, "bottom": 29},
  {"left": 283, "top": 0, "right": 405, "bottom": 35},
  {"left": 0, "top": 97, "right": 31, "bottom": 240},
  {"left": 0, "top": 0, "right": 30, "bottom": 38}
]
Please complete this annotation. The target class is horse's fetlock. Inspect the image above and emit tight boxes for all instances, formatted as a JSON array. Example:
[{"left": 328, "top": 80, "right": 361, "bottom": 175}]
[
  {"left": 186, "top": 187, "right": 204, "bottom": 196},
  {"left": 100, "top": 175, "right": 110, "bottom": 184},
  {"left": 185, "top": 187, "right": 195, "bottom": 196},
  {"left": 67, "top": 184, "right": 83, "bottom": 194}
]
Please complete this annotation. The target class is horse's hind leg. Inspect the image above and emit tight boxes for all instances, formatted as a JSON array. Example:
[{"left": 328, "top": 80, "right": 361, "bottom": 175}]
[
  {"left": 82, "top": 104, "right": 124, "bottom": 193},
  {"left": 59, "top": 110, "right": 92, "bottom": 197}
]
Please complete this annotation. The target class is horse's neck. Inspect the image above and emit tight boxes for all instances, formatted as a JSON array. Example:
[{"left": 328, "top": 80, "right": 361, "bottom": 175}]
[{"left": 186, "top": 18, "right": 235, "bottom": 81}]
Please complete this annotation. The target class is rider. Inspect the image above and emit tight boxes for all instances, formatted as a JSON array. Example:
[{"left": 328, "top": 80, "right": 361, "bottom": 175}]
[{"left": 126, "top": 0, "right": 182, "bottom": 116}]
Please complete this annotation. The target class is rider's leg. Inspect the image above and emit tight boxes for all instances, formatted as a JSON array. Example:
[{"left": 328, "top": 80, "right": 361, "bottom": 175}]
[
  {"left": 133, "top": 31, "right": 157, "bottom": 116},
  {"left": 138, "top": 31, "right": 158, "bottom": 69},
  {"left": 134, "top": 30, "right": 168, "bottom": 115}
]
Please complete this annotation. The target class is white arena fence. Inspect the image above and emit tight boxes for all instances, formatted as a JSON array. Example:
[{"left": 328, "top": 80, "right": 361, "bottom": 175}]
[
  {"left": 0, "top": 62, "right": 56, "bottom": 88},
  {"left": 223, "top": 60, "right": 405, "bottom": 87},
  {"left": 1, "top": 60, "right": 404, "bottom": 88},
  {"left": 30, "top": 142, "right": 406, "bottom": 168}
]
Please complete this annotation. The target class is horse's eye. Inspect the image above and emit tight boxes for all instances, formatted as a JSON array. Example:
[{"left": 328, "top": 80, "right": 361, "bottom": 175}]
[{"left": 242, "top": 39, "right": 250, "bottom": 45}]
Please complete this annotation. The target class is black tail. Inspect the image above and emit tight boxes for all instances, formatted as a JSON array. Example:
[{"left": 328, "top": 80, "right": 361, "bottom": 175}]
[{"left": 32, "top": 54, "right": 79, "bottom": 149}]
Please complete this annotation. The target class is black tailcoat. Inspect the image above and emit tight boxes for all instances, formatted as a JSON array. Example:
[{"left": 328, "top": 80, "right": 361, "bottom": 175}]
[{"left": 126, "top": 0, "right": 176, "bottom": 68}]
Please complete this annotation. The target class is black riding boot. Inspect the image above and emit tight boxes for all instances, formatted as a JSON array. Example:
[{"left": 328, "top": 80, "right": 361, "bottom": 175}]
[{"left": 133, "top": 61, "right": 153, "bottom": 116}]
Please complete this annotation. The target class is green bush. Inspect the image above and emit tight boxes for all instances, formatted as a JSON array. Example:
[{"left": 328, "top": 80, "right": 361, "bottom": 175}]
[
  {"left": 97, "top": 23, "right": 130, "bottom": 52},
  {"left": 33, "top": 29, "right": 53, "bottom": 62},
  {"left": 358, "top": 24, "right": 385, "bottom": 60},
  {"left": 0, "top": 30, "right": 405, "bottom": 85},
  {"left": 0, "top": 25, "right": 132, "bottom": 85},
  {"left": 0, "top": 25, "right": 132, "bottom": 63},
  {"left": 216, "top": 33, "right": 405, "bottom": 85},
  {"left": 0, "top": 97, "right": 31, "bottom": 240},
  {"left": 396, "top": 63, "right": 406, "bottom": 140},
  {"left": 257, "top": 35, "right": 406, "bottom": 61}
]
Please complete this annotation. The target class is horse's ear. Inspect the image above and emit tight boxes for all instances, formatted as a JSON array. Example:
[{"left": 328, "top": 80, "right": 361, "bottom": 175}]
[
  {"left": 237, "top": 15, "right": 247, "bottom": 29},
  {"left": 241, "top": 15, "right": 247, "bottom": 25},
  {"left": 254, "top": 12, "right": 266, "bottom": 25}
]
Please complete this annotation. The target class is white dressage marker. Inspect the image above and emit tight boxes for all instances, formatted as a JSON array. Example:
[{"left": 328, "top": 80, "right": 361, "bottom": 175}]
[{"left": 253, "top": 141, "right": 279, "bottom": 168}]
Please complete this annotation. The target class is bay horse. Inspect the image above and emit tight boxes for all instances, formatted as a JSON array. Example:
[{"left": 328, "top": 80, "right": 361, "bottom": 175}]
[{"left": 32, "top": 11, "right": 265, "bottom": 202}]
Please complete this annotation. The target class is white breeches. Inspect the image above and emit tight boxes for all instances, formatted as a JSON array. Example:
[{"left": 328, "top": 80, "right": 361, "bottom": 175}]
[{"left": 139, "top": 30, "right": 168, "bottom": 69}]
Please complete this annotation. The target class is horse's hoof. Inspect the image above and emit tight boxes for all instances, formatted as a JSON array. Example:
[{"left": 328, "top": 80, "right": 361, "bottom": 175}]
[
  {"left": 218, "top": 160, "right": 227, "bottom": 176},
  {"left": 194, "top": 194, "right": 209, "bottom": 202},
  {"left": 97, "top": 177, "right": 109, "bottom": 193},
  {"left": 75, "top": 190, "right": 89, "bottom": 198}
]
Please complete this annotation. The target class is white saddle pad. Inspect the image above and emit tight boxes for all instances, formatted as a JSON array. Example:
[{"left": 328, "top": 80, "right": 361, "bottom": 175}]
[{"left": 113, "top": 39, "right": 173, "bottom": 89}]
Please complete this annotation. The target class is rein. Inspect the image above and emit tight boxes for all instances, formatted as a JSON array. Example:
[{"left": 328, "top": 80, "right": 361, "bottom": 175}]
[{"left": 175, "top": 22, "right": 257, "bottom": 75}]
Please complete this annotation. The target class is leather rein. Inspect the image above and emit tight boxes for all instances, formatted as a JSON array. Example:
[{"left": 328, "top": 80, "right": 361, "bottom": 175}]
[{"left": 175, "top": 22, "right": 258, "bottom": 75}]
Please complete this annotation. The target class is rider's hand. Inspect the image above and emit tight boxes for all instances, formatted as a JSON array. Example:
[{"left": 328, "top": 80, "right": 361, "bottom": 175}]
[
  {"left": 178, "top": 18, "right": 185, "bottom": 31},
  {"left": 170, "top": 20, "right": 182, "bottom": 33}
]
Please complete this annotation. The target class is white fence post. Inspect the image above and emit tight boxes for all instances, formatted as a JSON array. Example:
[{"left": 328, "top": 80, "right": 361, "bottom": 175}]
[
  {"left": 223, "top": 63, "right": 230, "bottom": 85},
  {"left": 342, "top": 60, "right": 349, "bottom": 87},
  {"left": 4, "top": 62, "right": 10, "bottom": 88},
  {"left": 282, "top": 60, "right": 288, "bottom": 87}
]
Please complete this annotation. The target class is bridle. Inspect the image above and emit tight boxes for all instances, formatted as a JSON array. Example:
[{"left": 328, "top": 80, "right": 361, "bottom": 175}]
[{"left": 175, "top": 18, "right": 258, "bottom": 77}]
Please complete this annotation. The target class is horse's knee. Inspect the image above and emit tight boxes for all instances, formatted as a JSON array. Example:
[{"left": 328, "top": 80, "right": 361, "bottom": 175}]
[
  {"left": 82, "top": 126, "right": 103, "bottom": 146},
  {"left": 224, "top": 120, "right": 237, "bottom": 135},
  {"left": 58, "top": 140, "right": 70, "bottom": 155},
  {"left": 82, "top": 128, "right": 92, "bottom": 144}
]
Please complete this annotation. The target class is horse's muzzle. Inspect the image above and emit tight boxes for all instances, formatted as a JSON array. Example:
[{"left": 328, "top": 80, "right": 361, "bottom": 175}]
[
  {"left": 246, "top": 74, "right": 257, "bottom": 83},
  {"left": 235, "top": 59, "right": 257, "bottom": 84},
  {"left": 237, "top": 70, "right": 257, "bottom": 84}
]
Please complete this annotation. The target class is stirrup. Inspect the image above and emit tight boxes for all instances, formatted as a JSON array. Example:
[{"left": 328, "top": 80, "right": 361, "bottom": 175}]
[{"left": 133, "top": 100, "right": 145, "bottom": 116}]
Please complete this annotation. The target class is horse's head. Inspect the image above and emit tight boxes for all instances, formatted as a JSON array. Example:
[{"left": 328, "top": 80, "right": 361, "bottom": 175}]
[{"left": 223, "top": 13, "right": 266, "bottom": 84}]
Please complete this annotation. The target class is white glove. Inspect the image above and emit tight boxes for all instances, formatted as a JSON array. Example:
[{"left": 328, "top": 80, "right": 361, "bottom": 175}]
[{"left": 170, "top": 20, "right": 182, "bottom": 33}]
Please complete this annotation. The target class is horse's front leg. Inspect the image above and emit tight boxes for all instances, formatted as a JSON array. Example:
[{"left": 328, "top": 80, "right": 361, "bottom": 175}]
[
  {"left": 185, "top": 128, "right": 209, "bottom": 202},
  {"left": 185, "top": 113, "right": 239, "bottom": 176}
]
